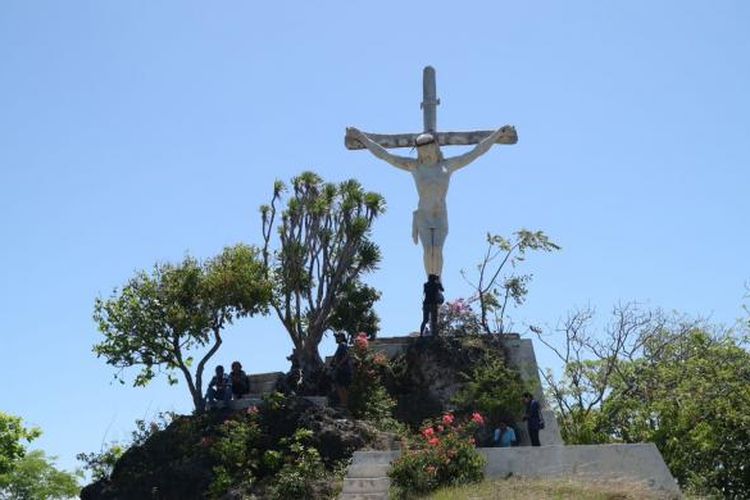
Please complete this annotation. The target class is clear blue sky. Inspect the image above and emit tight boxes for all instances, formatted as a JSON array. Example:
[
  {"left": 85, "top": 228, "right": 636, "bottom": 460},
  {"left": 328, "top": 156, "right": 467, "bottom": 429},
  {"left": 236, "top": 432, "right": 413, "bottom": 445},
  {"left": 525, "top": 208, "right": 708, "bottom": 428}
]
[{"left": 1, "top": 1, "right": 749, "bottom": 474}]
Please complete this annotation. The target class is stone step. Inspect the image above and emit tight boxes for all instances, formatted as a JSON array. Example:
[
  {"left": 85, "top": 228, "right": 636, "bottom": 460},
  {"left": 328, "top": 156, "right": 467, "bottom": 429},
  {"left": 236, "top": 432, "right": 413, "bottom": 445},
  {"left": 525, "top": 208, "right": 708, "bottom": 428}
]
[
  {"left": 339, "top": 493, "right": 389, "bottom": 500},
  {"left": 246, "top": 372, "right": 283, "bottom": 393},
  {"left": 346, "top": 463, "right": 391, "bottom": 478},
  {"left": 349, "top": 450, "right": 401, "bottom": 464},
  {"left": 228, "top": 396, "right": 263, "bottom": 410},
  {"left": 341, "top": 477, "right": 390, "bottom": 494}
]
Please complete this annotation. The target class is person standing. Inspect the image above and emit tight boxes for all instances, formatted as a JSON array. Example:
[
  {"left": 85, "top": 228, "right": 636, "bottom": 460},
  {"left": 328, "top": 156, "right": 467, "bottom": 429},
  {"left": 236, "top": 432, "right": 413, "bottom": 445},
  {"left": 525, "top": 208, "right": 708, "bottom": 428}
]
[
  {"left": 420, "top": 274, "right": 444, "bottom": 336},
  {"left": 522, "top": 392, "right": 542, "bottom": 446},
  {"left": 330, "top": 333, "right": 353, "bottom": 409}
]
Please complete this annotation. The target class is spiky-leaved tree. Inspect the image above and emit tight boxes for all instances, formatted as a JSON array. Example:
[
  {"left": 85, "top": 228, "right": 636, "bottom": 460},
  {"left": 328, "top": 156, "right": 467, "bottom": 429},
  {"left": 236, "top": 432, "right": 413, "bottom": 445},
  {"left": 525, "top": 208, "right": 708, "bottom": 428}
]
[{"left": 260, "top": 172, "right": 385, "bottom": 382}]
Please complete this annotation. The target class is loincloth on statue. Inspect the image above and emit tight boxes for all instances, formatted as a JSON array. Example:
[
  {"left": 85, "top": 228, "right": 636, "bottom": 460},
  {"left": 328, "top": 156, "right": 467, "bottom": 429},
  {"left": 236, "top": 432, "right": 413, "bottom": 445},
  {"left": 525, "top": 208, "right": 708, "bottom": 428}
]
[{"left": 412, "top": 209, "right": 448, "bottom": 245}]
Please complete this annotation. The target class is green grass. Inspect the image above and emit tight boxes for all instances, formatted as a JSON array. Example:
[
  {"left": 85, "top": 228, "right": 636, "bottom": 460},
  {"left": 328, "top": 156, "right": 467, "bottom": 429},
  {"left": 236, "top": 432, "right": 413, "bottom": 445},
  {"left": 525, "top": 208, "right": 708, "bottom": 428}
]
[{"left": 423, "top": 476, "right": 679, "bottom": 500}]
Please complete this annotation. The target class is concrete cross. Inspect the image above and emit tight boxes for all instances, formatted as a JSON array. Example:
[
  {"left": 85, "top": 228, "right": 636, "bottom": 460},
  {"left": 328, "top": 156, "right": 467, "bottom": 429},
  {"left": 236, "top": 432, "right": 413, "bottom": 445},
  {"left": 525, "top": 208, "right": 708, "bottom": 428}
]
[{"left": 344, "top": 66, "right": 518, "bottom": 150}]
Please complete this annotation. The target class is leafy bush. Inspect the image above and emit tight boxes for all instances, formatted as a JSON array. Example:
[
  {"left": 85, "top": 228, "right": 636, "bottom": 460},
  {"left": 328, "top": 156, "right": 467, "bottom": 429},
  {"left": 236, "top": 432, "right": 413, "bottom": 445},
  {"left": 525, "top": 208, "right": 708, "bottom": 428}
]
[
  {"left": 348, "top": 333, "right": 403, "bottom": 432},
  {"left": 208, "top": 412, "right": 262, "bottom": 496},
  {"left": 266, "top": 428, "right": 337, "bottom": 500},
  {"left": 452, "top": 357, "right": 526, "bottom": 427},
  {"left": 389, "top": 412, "right": 486, "bottom": 498}
]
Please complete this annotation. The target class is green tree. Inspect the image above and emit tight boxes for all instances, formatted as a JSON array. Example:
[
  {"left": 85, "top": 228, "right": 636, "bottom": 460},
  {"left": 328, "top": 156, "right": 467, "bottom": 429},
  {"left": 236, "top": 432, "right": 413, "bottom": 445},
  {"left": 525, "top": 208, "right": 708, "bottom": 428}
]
[
  {"left": 601, "top": 330, "right": 750, "bottom": 496},
  {"left": 461, "top": 230, "right": 559, "bottom": 333},
  {"left": 0, "top": 413, "right": 80, "bottom": 499},
  {"left": 260, "top": 172, "right": 385, "bottom": 379},
  {"left": 536, "top": 305, "right": 750, "bottom": 496},
  {"left": 0, "top": 411, "right": 41, "bottom": 476},
  {"left": 329, "top": 280, "right": 381, "bottom": 339},
  {"left": 93, "top": 244, "right": 272, "bottom": 411},
  {"left": 0, "top": 450, "right": 81, "bottom": 500}
]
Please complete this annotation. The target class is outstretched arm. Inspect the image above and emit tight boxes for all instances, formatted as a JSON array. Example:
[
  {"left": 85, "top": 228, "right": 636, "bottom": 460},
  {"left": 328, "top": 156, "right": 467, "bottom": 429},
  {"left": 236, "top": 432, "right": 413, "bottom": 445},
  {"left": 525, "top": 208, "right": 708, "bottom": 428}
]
[
  {"left": 446, "top": 126, "right": 512, "bottom": 172},
  {"left": 347, "top": 127, "right": 415, "bottom": 172}
]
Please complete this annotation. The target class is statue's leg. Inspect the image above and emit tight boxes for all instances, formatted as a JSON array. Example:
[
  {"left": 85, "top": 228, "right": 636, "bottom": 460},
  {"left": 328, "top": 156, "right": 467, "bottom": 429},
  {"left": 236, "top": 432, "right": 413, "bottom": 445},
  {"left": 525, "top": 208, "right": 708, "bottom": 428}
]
[
  {"left": 419, "top": 227, "right": 448, "bottom": 277},
  {"left": 426, "top": 226, "right": 448, "bottom": 277}
]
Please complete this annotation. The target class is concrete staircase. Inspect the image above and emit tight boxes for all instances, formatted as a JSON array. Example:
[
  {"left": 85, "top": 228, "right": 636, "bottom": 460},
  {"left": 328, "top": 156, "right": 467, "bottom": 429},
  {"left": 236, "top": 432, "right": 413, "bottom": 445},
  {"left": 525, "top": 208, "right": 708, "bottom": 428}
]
[{"left": 339, "top": 451, "right": 400, "bottom": 500}]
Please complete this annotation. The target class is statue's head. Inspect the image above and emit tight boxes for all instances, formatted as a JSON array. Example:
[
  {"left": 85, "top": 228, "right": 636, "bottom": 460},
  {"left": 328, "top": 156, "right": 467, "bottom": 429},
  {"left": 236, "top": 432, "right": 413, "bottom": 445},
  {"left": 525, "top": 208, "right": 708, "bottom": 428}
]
[{"left": 415, "top": 133, "right": 443, "bottom": 164}]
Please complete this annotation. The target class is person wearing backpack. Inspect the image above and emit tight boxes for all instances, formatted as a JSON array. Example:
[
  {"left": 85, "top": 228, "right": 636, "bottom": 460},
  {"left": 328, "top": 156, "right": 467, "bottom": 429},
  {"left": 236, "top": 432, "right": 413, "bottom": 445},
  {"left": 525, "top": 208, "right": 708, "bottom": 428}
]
[
  {"left": 420, "top": 274, "right": 444, "bottom": 336},
  {"left": 522, "top": 391, "right": 544, "bottom": 446}
]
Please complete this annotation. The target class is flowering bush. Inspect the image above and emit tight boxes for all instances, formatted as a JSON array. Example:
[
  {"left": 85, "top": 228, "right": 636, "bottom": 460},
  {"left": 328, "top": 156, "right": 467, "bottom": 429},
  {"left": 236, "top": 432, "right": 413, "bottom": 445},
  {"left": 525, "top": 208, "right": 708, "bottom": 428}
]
[
  {"left": 389, "top": 412, "right": 486, "bottom": 497},
  {"left": 439, "top": 299, "right": 483, "bottom": 336},
  {"left": 353, "top": 332, "right": 369, "bottom": 351}
]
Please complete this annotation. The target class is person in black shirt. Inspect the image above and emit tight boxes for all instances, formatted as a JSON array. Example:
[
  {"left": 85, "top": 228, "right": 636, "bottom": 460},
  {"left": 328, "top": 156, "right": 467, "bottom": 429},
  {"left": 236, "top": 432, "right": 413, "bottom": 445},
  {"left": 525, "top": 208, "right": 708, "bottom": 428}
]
[
  {"left": 330, "top": 332, "right": 353, "bottom": 408},
  {"left": 522, "top": 392, "right": 543, "bottom": 446},
  {"left": 230, "top": 361, "right": 250, "bottom": 399},
  {"left": 420, "top": 274, "right": 444, "bottom": 336}
]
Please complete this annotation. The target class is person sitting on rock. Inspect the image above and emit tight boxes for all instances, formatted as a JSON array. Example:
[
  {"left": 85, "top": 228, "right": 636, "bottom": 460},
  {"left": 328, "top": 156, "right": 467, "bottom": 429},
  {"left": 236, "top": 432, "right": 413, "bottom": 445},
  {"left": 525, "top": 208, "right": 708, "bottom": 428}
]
[
  {"left": 205, "top": 365, "right": 232, "bottom": 409},
  {"left": 230, "top": 361, "right": 250, "bottom": 399},
  {"left": 493, "top": 420, "right": 518, "bottom": 447},
  {"left": 330, "top": 332, "right": 353, "bottom": 409}
]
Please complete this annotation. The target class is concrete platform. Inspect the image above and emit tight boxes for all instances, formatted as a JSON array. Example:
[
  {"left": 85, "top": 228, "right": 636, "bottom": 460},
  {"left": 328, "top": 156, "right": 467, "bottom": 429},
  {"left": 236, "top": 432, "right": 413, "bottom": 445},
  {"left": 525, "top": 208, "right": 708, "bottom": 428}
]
[
  {"left": 481, "top": 444, "right": 680, "bottom": 497},
  {"left": 340, "top": 445, "right": 680, "bottom": 498}
]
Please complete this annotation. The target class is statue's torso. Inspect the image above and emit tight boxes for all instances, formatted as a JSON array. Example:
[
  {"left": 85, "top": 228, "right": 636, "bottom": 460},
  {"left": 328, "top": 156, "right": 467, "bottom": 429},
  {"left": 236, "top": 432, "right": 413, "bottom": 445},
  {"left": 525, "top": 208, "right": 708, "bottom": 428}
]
[{"left": 411, "top": 162, "right": 451, "bottom": 215}]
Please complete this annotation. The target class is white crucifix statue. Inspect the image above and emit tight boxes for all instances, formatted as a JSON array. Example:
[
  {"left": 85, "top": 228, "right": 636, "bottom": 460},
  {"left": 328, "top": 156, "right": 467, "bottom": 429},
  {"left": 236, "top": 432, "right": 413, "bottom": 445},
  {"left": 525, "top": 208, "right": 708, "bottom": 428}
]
[{"left": 346, "top": 66, "right": 518, "bottom": 278}]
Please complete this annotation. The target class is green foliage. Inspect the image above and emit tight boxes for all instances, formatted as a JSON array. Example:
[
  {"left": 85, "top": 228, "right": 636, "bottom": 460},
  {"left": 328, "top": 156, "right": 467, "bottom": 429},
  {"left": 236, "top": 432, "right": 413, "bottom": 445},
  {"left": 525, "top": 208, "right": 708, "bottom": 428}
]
[
  {"left": 261, "top": 172, "right": 385, "bottom": 376},
  {"left": 601, "top": 330, "right": 750, "bottom": 497},
  {"left": 452, "top": 356, "right": 526, "bottom": 426},
  {"left": 0, "top": 450, "right": 81, "bottom": 500},
  {"left": 543, "top": 306, "right": 750, "bottom": 497},
  {"left": 208, "top": 415, "right": 262, "bottom": 497},
  {"left": 390, "top": 413, "right": 486, "bottom": 498},
  {"left": 461, "top": 229, "right": 559, "bottom": 333},
  {"left": 266, "top": 428, "right": 329, "bottom": 500},
  {"left": 204, "top": 404, "right": 348, "bottom": 499},
  {"left": 76, "top": 443, "right": 125, "bottom": 482},
  {"left": 348, "top": 334, "right": 403, "bottom": 432},
  {"left": 93, "top": 243, "right": 272, "bottom": 410},
  {"left": 0, "top": 412, "right": 41, "bottom": 476},
  {"left": 0, "top": 413, "right": 80, "bottom": 499},
  {"left": 329, "top": 280, "right": 381, "bottom": 339}
]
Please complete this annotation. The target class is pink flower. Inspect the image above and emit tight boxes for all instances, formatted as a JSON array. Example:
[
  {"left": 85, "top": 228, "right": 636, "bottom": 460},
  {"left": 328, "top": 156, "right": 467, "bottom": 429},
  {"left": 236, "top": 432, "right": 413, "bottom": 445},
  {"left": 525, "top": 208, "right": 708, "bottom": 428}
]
[
  {"left": 246, "top": 405, "right": 259, "bottom": 415},
  {"left": 442, "top": 413, "right": 455, "bottom": 426},
  {"left": 437, "top": 425, "right": 444, "bottom": 433},
  {"left": 471, "top": 412, "right": 485, "bottom": 426},
  {"left": 354, "top": 333, "right": 369, "bottom": 350},
  {"left": 422, "top": 427, "right": 435, "bottom": 439},
  {"left": 373, "top": 353, "right": 387, "bottom": 366},
  {"left": 428, "top": 437, "right": 440, "bottom": 447}
]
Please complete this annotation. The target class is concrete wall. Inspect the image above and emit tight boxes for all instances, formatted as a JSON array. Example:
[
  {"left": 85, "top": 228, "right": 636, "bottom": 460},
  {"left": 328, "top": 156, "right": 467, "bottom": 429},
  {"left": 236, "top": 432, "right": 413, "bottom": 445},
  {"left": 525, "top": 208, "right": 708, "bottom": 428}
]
[{"left": 480, "top": 444, "right": 681, "bottom": 498}]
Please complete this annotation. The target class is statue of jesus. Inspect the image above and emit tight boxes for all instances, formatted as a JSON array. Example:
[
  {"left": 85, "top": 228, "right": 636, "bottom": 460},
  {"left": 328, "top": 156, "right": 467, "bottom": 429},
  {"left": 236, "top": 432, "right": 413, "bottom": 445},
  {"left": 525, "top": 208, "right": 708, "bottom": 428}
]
[{"left": 347, "top": 126, "right": 514, "bottom": 278}]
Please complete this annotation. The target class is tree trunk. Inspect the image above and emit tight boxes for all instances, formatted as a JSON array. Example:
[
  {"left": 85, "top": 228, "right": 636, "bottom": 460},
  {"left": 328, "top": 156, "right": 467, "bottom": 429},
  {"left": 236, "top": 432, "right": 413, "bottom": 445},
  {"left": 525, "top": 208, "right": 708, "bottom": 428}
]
[
  {"left": 296, "top": 340, "right": 326, "bottom": 395},
  {"left": 191, "top": 388, "right": 204, "bottom": 413}
]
